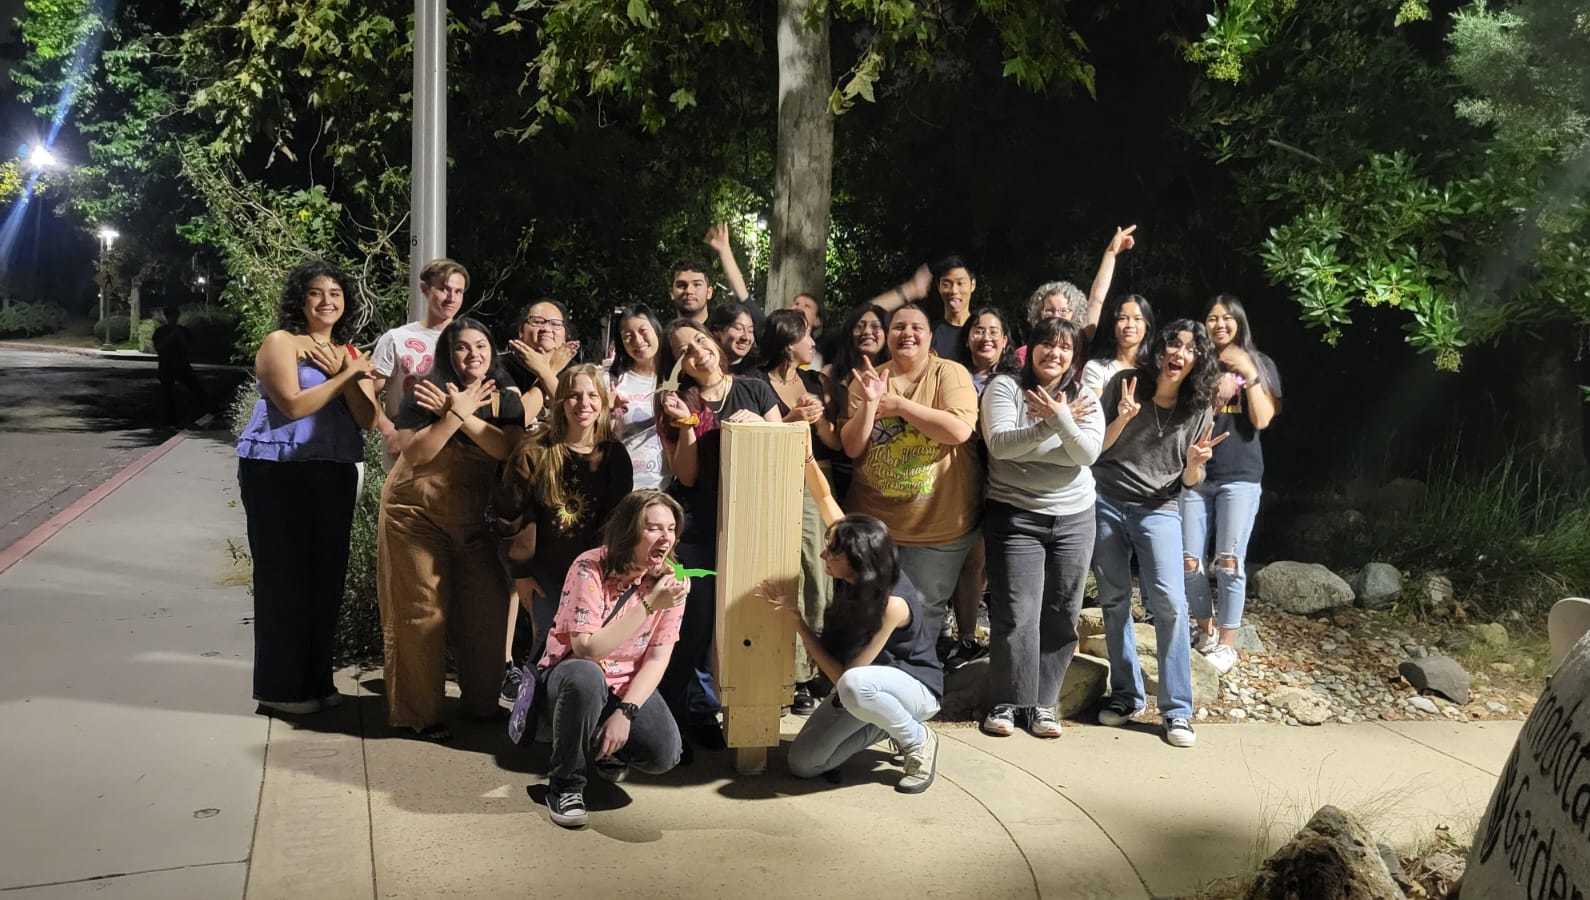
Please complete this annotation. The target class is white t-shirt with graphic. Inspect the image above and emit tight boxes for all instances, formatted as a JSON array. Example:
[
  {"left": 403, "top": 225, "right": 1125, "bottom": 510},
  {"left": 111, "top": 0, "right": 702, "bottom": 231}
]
[
  {"left": 610, "top": 368, "right": 668, "bottom": 490},
  {"left": 371, "top": 321, "right": 443, "bottom": 419},
  {"left": 1082, "top": 358, "right": 1130, "bottom": 399}
]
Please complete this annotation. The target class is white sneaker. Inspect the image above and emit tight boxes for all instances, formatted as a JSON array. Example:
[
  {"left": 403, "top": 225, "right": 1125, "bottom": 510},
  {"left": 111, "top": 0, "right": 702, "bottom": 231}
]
[
  {"left": 1205, "top": 644, "right": 1239, "bottom": 674},
  {"left": 1191, "top": 628, "right": 1219, "bottom": 654},
  {"left": 896, "top": 728, "right": 939, "bottom": 794}
]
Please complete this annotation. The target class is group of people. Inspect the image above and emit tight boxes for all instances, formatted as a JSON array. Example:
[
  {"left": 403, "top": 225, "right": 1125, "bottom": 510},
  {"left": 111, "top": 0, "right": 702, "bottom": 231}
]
[{"left": 233, "top": 222, "right": 1282, "bottom": 829}]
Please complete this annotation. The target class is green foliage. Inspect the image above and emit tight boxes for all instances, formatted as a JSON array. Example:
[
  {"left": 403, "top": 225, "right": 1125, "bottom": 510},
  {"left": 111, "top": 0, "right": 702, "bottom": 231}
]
[
  {"left": 0, "top": 301, "right": 70, "bottom": 337},
  {"left": 135, "top": 316, "right": 158, "bottom": 352},
  {"left": 1186, "top": 0, "right": 1295, "bottom": 83},
  {"left": 93, "top": 313, "right": 130, "bottom": 343},
  {"left": 337, "top": 431, "right": 387, "bottom": 663},
  {"left": 1372, "top": 447, "right": 1590, "bottom": 614}
]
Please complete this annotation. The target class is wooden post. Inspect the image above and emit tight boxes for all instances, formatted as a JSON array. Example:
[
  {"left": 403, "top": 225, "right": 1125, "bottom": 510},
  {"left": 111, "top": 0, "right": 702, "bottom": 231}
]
[{"left": 713, "top": 420, "right": 807, "bottom": 774}]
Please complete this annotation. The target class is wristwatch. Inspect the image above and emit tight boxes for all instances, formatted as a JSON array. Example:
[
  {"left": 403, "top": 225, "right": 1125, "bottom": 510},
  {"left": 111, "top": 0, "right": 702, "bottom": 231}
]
[{"left": 617, "top": 702, "right": 640, "bottom": 721}]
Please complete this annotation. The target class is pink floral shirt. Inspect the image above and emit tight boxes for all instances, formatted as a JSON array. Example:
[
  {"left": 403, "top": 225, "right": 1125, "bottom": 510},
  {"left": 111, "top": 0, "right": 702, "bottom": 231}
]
[{"left": 536, "top": 547, "right": 686, "bottom": 694}]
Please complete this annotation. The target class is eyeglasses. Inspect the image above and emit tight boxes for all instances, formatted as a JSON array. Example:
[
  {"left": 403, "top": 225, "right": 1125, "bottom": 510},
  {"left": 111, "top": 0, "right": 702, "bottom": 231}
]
[
  {"left": 852, "top": 322, "right": 883, "bottom": 334},
  {"left": 527, "top": 316, "right": 565, "bottom": 329}
]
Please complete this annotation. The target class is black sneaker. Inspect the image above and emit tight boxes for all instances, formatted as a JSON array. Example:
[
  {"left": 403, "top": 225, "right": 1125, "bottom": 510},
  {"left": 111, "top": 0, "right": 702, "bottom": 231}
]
[
  {"left": 943, "top": 637, "right": 989, "bottom": 670},
  {"left": 1097, "top": 696, "right": 1138, "bottom": 727},
  {"left": 1163, "top": 718, "right": 1197, "bottom": 748},
  {"left": 498, "top": 662, "right": 523, "bottom": 711},
  {"left": 546, "top": 789, "right": 589, "bottom": 828},
  {"left": 791, "top": 684, "right": 818, "bottom": 716}
]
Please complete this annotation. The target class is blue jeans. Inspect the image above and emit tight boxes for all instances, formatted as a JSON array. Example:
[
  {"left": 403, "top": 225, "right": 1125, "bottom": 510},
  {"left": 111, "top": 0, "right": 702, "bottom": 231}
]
[
  {"left": 896, "top": 530, "right": 979, "bottom": 642},
  {"left": 1092, "top": 494, "right": 1193, "bottom": 721},
  {"left": 786, "top": 665, "right": 940, "bottom": 778},
  {"left": 1180, "top": 480, "right": 1263, "bottom": 630}
]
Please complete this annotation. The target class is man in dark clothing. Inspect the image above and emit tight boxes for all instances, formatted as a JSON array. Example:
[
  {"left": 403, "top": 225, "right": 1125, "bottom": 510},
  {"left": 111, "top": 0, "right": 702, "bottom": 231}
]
[{"left": 153, "top": 307, "right": 212, "bottom": 424}]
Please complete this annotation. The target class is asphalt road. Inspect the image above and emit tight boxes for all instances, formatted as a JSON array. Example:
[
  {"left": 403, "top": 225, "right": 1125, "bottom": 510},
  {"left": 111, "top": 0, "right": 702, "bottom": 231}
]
[{"left": 0, "top": 348, "right": 245, "bottom": 552}]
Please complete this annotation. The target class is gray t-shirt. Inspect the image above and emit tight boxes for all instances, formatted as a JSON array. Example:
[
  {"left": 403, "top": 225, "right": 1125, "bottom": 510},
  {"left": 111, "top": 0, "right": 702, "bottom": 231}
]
[
  {"left": 980, "top": 375, "right": 1104, "bottom": 517},
  {"left": 1094, "top": 370, "right": 1214, "bottom": 507}
]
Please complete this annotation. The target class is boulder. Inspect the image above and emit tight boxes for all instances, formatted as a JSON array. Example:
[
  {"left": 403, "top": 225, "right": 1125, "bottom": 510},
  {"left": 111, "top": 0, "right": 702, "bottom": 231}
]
[
  {"left": 1234, "top": 623, "right": 1268, "bottom": 655},
  {"left": 1351, "top": 562, "right": 1403, "bottom": 610},
  {"left": 936, "top": 653, "right": 1109, "bottom": 721},
  {"left": 1468, "top": 622, "right": 1508, "bottom": 649},
  {"left": 1376, "top": 477, "right": 1427, "bottom": 517},
  {"left": 1058, "top": 654, "right": 1109, "bottom": 717},
  {"left": 1079, "top": 622, "right": 1156, "bottom": 659},
  {"left": 1246, "top": 805, "right": 1403, "bottom": 900},
  {"left": 1398, "top": 655, "right": 1472, "bottom": 705},
  {"left": 1253, "top": 562, "right": 1355, "bottom": 615},
  {"left": 1076, "top": 606, "right": 1105, "bottom": 639},
  {"left": 1288, "top": 510, "right": 1370, "bottom": 564},
  {"left": 1142, "top": 647, "right": 1221, "bottom": 709},
  {"left": 1270, "top": 687, "right": 1332, "bottom": 725},
  {"left": 1420, "top": 573, "right": 1456, "bottom": 616},
  {"left": 1406, "top": 695, "right": 1439, "bottom": 715}
]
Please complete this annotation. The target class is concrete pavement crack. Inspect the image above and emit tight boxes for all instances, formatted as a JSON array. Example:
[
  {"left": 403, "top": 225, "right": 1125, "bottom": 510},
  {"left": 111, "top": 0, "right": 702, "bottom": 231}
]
[
  {"left": 934, "top": 767, "right": 1042, "bottom": 898},
  {"left": 0, "top": 859, "right": 249, "bottom": 893},
  {"left": 1370, "top": 721, "right": 1504, "bottom": 777},
  {"left": 938, "top": 729, "right": 1155, "bottom": 899},
  {"left": 241, "top": 712, "right": 272, "bottom": 897}
]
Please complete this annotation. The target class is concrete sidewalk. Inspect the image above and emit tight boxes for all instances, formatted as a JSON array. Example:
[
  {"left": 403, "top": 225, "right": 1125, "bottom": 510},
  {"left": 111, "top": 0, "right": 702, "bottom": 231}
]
[{"left": 0, "top": 434, "right": 1518, "bottom": 899}]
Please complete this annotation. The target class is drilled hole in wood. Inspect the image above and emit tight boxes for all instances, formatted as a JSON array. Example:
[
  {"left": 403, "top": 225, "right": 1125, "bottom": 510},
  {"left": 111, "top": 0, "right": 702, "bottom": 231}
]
[{"left": 743, "top": 639, "right": 752, "bottom": 647}]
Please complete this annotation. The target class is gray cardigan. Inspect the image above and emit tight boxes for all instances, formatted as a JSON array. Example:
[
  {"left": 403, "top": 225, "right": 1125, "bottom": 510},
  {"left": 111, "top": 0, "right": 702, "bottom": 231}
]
[{"left": 980, "top": 374, "right": 1104, "bottom": 517}]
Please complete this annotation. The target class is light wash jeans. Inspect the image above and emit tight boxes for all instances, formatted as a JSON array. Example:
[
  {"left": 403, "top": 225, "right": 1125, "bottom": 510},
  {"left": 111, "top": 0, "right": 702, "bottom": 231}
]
[
  {"left": 786, "top": 665, "right": 940, "bottom": 778},
  {"left": 896, "top": 530, "right": 979, "bottom": 642},
  {"left": 1092, "top": 494, "right": 1194, "bottom": 722},
  {"left": 1180, "top": 480, "right": 1263, "bottom": 630}
]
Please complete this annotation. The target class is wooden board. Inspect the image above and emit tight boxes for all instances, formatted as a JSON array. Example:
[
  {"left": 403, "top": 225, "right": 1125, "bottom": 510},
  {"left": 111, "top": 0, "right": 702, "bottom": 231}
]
[{"left": 713, "top": 420, "right": 807, "bottom": 762}]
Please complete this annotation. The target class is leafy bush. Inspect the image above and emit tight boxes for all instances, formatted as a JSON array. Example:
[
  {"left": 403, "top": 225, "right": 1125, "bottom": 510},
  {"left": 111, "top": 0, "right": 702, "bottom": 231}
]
[
  {"left": 94, "top": 314, "right": 131, "bottom": 344},
  {"left": 0, "top": 301, "right": 69, "bottom": 337},
  {"left": 178, "top": 306, "right": 241, "bottom": 364},
  {"left": 136, "top": 318, "right": 159, "bottom": 353},
  {"left": 1370, "top": 447, "right": 1590, "bottom": 615}
]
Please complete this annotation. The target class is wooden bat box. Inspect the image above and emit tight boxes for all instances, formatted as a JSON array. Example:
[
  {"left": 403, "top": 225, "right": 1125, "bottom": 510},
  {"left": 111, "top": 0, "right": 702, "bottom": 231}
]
[{"left": 713, "top": 420, "right": 806, "bottom": 773}]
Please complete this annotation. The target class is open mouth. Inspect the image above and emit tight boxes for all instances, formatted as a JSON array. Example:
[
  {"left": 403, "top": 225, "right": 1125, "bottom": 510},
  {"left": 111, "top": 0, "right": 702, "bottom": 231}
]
[{"left": 648, "top": 545, "right": 671, "bottom": 565}]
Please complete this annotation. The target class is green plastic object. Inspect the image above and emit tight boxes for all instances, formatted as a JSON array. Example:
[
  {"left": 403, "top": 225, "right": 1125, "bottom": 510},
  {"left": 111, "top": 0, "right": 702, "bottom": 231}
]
[{"left": 670, "top": 560, "right": 716, "bottom": 579}]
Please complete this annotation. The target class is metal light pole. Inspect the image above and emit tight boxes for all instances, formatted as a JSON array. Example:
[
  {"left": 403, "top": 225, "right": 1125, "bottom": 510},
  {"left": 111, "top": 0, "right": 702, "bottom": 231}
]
[
  {"left": 96, "top": 226, "right": 119, "bottom": 325},
  {"left": 409, "top": 0, "right": 447, "bottom": 322}
]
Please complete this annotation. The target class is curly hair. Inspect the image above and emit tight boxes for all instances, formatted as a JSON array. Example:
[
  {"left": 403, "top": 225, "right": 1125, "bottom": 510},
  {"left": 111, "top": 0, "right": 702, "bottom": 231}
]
[
  {"left": 1134, "top": 319, "right": 1220, "bottom": 418},
  {"left": 1024, "top": 280, "right": 1086, "bottom": 325},
  {"left": 278, "top": 260, "right": 362, "bottom": 345}
]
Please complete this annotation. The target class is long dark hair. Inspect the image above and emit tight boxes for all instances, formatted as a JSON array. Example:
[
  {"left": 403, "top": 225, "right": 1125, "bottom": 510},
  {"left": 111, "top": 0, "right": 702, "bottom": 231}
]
[
  {"left": 278, "top": 260, "right": 362, "bottom": 346},
  {"left": 609, "top": 306, "right": 664, "bottom": 380},
  {"left": 1132, "top": 319, "right": 1220, "bottom": 418},
  {"left": 757, "top": 308, "right": 809, "bottom": 370},
  {"left": 957, "top": 307, "right": 1020, "bottom": 377},
  {"left": 655, "top": 318, "right": 730, "bottom": 393},
  {"left": 1203, "top": 293, "right": 1271, "bottom": 391},
  {"left": 825, "top": 304, "right": 891, "bottom": 419},
  {"left": 818, "top": 515, "right": 900, "bottom": 661},
  {"left": 706, "top": 301, "right": 757, "bottom": 363},
  {"left": 1020, "top": 317, "right": 1086, "bottom": 401},
  {"left": 1089, "top": 293, "right": 1154, "bottom": 366},
  {"left": 432, "top": 316, "right": 512, "bottom": 388}
]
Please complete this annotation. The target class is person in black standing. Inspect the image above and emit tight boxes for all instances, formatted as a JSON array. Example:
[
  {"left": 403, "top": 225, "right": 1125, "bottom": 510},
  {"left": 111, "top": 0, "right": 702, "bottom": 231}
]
[{"left": 153, "top": 306, "right": 212, "bottom": 424}]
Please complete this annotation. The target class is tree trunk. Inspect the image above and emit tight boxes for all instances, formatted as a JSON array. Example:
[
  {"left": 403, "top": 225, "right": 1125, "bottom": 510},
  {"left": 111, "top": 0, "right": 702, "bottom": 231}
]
[
  {"left": 128, "top": 281, "right": 142, "bottom": 346},
  {"left": 765, "top": 0, "right": 833, "bottom": 312},
  {"left": 1511, "top": 332, "right": 1588, "bottom": 477}
]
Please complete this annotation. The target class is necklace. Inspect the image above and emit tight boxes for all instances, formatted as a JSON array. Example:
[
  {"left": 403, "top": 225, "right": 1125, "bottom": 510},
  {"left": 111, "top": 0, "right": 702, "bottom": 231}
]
[
  {"left": 699, "top": 374, "right": 731, "bottom": 411},
  {"left": 1152, "top": 402, "right": 1171, "bottom": 438},
  {"left": 310, "top": 336, "right": 334, "bottom": 350},
  {"left": 770, "top": 366, "right": 802, "bottom": 386}
]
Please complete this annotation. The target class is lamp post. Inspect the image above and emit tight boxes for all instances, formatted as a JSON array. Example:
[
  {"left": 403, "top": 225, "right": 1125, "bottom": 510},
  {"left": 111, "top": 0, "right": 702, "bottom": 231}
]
[
  {"left": 96, "top": 226, "right": 119, "bottom": 326},
  {"left": 194, "top": 275, "right": 209, "bottom": 306}
]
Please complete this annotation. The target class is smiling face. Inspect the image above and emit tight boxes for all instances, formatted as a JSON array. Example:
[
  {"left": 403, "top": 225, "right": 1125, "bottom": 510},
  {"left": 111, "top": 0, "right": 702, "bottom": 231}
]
[
  {"left": 888, "top": 308, "right": 931, "bottom": 364},
  {"left": 620, "top": 315, "right": 658, "bottom": 364},
  {"left": 562, "top": 372, "right": 604, "bottom": 434},
  {"left": 937, "top": 267, "right": 976, "bottom": 322},
  {"left": 450, "top": 328, "right": 494, "bottom": 384},
  {"left": 851, "top": 310, "right": 885, "bottom": 356},
  {"left": 1205, "top": 303, "right": 1239, "bottom": 350},
  {"left": 1115, "top": 300, "right": 1147, "bottom": 352},
  {"left": 669, "top": 325, "right": 724, "bottom": 383},
  {"left": 715, "top": 311, "right": 755, "bottom": 361},
  {"left": 302, "top": 275, "right": 345, "bottom": 333},
  {"left": 1158, "top": 329, "right": 1198, "bottom": 386},
  {"left": 792, "top": 294, "right": 821, "bottom": 331},
  {"left": 671, "top": 269, "right": 712, "bottom": 316},
  {"left": 966, "top": 313, "right": 1009, "bottom": 372},
  {"left": 1031, "top": 333, "right": 1076, "bottom": 387},
  {"left": 788, "top": 322, "right": 816, "bottom": 366},
  {"left": 519, "top": 301, "right": 567, "bottom": 352},
  {"left": 425, "top": 272, "right": 466, "bottom": 326},
  {"left": 636, "top": 501, "right": 680, "bottom": 577},
  {"left": 1039, "top": 292, "right": 1073, "bottom": 322}
]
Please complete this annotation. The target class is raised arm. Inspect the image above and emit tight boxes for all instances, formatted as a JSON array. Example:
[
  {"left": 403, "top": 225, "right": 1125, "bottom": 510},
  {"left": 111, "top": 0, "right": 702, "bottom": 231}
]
[
  {"left": 1085, "top": 225, "right": 1136, "bottom": 335},
  {"left": 867, "top": 263, "right": 932, "bottom": 313},
  {"left": 705, "top": 223, "right": 751, "bottom": 304}
]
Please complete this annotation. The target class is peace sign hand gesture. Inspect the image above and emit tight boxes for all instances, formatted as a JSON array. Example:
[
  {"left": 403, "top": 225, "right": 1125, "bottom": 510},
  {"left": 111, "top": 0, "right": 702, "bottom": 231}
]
[
  {"left": 1116, "top": 376, "right": 1141, "bottom": 421},
  {"left": 1106, "top": 224, "right": 1137, "bottom": 256},
  {"left": 1186, "top": 424, "right": 1229, "bottom": 470}
]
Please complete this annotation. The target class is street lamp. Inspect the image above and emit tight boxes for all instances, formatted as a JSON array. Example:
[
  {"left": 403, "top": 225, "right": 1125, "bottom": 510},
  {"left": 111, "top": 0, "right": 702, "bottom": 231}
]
[
  {"left": 96, "top": 226, "right": 119, "bottom": 327},
  {"left": 25, "top": 145, "right": 58, "bottom": 171}
]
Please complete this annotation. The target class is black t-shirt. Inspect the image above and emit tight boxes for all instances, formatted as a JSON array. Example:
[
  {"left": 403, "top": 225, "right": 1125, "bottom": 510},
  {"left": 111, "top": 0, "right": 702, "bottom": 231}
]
[
  {"left": 393, "top": 377, "right": 526, "bottom": 449},
  {"left": 822, "top": 572, "right": 943, "bottom": 698},
  {"left": 1206, "top": 352, "right": 1282, "bottom": 484},
  {"left": 664, "top": 375, "right": 780, "bottom": 543},
  {"left": 503, "top": 356, "right": 574, "bottom": 408},
  {"left": 931, "top": 321, "right": 963, "bottom": 361},
  {"left": 495, "top": 440, "right": 632, "bottom": 589},
  {"left": 152, "top": 323, "right": 191, "bottom": 369}
]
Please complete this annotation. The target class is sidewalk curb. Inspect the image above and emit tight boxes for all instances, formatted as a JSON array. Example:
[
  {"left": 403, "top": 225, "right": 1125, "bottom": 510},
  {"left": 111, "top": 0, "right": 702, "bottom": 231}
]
[
  {"left": 0, "top": 341, "right": 248, "bottom": 371},
  {"left": 0, "top": 429, "right": 191, "bottom": 576}
]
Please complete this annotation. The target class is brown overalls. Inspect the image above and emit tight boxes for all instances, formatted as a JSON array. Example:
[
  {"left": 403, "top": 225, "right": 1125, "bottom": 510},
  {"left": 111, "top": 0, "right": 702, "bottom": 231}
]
[{"left": 377, "top": 437, "right": 509, "bottom": 728}]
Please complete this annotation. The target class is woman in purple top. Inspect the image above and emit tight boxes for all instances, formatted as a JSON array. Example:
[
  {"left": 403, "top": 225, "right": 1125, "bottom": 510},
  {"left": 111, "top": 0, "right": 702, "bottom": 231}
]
[{"left": 236, "top": 260, "right": 376, "bottom": 716}]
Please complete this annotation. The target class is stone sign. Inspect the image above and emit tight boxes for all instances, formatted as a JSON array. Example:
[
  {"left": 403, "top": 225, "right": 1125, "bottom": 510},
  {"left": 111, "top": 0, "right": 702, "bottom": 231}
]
[{"left": 1463, "top": 633, "right": 1590, "bottom": 899}]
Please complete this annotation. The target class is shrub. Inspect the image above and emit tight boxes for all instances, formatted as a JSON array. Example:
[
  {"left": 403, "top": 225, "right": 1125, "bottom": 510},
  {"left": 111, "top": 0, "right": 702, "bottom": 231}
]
[
  {"left": 136, "top": 318, "right": 159, "bottom": 353},
  {"left": 94, "top": 314, "right": 131, "bottom": 344},
  {"left": 178, "top": 306, "right": 241, "bottom": 364},
  {"left": 0, "top": 301, "right": 69, "bottom": 337}
]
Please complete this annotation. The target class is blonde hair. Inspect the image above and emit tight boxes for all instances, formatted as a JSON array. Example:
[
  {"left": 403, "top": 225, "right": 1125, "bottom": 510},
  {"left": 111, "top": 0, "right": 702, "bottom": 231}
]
[
  {"left": 419, "top": 257, "right": 470, "bottom": 291},
  {"left": 504, "top": 364, "right": 613, "bottom": 532}
]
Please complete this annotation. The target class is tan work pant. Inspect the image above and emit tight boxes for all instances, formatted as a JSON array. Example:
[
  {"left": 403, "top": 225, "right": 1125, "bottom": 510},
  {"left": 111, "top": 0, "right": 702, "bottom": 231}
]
[{"left": 377, "top": 441, "right": 508, "bottom": 728}]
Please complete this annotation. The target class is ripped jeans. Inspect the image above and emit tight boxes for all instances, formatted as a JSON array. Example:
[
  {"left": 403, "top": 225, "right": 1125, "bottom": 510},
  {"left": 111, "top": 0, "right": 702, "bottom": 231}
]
[{"left": 1179, "top": 480, "right": 1262, "bottom": 631}]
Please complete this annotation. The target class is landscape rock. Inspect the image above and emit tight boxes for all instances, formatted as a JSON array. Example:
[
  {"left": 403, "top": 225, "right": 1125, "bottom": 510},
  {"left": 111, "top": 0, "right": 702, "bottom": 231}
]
[
  {"left": 1234, "top": 624, "right": 1267, "bottom": 654},
  {"left": 1245, "top": 805, "right": 1402, "bottom": 900},
  {"left": 1420, "top": 573, "right": 1456, "bottom": 615},
  {"left": 1270, "top": 687, "right": 1332, "bottom": 725},
  {"left": 1351, "top": 562, "right": 1403, "bottom": 610},
  {"left": 1398, "top": 655, "right": 1472, "bottom": 704},
  {"left": 1376, "top": 477, "right": 1427, "bottom": 517},
  {"left": 936, "top": 652, "right": 1110, "bottom": 721},
  {"left": 1143, "top": 647, "right": 1221, "bottom": 709},
  {"left": 1057, "top": 654, "right": 1109, "bottom": 717},
  {"left": 1253, "top": 562, "right": 1355, "bottom": 615},
  {"left": 1407, "top": 695, "right": 1439, "bottom": 715},
  {"left": 1076, "top": 607, "right": 1105, "bottom": 638},
  {"left": 1468, "top": 622, "right": 1509, "bottom": 649},
  {"left": 1078, "top": 622, "right": 1156, "bottom": 659}
]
